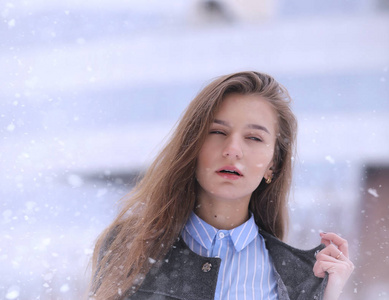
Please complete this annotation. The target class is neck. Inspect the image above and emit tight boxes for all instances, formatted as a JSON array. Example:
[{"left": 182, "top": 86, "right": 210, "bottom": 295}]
[{"left": 195, "top": 194, "right": 250, "bottom": 230}]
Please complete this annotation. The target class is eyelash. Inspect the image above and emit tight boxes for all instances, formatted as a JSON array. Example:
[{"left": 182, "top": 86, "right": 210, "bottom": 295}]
[
  {"left": 210, "top": 130, "right": 226, "bottom": 135},
  {"left": 209, "top": 131, "right": 263, "bottom": 142},
  {"left": 248, "top": 136, "right": 263, "bottom": 142}
]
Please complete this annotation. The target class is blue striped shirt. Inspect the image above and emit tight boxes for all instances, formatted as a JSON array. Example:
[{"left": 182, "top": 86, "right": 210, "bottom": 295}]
[{"left": 182, "top": 211, "right": 278, "bottom": 300}]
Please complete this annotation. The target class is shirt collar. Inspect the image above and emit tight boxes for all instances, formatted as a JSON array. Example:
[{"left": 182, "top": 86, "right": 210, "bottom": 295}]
[
  {"left": 229, "top": 213, "right": 259, "bottom": 252},
  {"left": 183, "top": 211, "right": 259, "bottom": 252},
  {"left": 184, "top": 211, "right": 217, "bottom": 250}
]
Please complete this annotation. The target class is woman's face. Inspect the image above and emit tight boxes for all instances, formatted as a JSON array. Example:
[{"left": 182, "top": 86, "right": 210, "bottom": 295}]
[{"left": 195, "top": 93, "right": 277, "bottom": 204}]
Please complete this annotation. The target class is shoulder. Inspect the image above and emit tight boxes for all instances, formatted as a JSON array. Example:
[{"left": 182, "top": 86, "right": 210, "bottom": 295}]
[
  {"left": 260, "top": 229, "right": 327, "bottom": 299},
  {"left": 260, "top": 229, "right": 325, "bottom": 264}
]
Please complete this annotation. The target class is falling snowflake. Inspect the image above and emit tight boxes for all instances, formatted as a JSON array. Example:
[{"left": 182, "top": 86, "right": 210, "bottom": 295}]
[
  {"left": 8, "top": 19, "right": 15, "bottom": 28},
  {"left": 60, "top": 284, "right": 70, "bottom": 293},
  {"left": 325, "top": 155, "right": 335, "bottom": 164},
  {"left": 367, "top": 188, "right": 379, "bottom": 198}
]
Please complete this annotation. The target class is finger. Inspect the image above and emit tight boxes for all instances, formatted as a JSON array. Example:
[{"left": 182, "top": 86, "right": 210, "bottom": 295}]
[
  {"left": 319, "top": 232, "right": 349, "bottom": 257},
  {"left": 313, "top": 255, "right": 354, "bottom": 277},
  {"left": 313, "top": 259, "right": 336, "bottom": 278},
  {"left": 317, "top": 245, "right": 354, "bottom": 265},
  {"left": 313, "top": 259, "right": 346, "bottom": 278},
  {"left": 316, "top": 251, "right": 346, "bottom": 265},
  {"left": 320, "top": 236, "right": 331, "bottom": 247}
]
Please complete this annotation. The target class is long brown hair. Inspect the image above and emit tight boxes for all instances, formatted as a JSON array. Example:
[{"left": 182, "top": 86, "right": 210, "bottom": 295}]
[{"left": 89, "top": 71, "right": 297, "bottom": 299}]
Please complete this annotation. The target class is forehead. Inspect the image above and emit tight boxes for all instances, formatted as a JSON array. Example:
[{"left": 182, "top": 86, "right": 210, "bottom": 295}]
[
  {"left": 214, "top": 93, "right": 277, "bottom": 132},
  {"left": 218, "top": 92, "right": 274, "bottom": 109}
]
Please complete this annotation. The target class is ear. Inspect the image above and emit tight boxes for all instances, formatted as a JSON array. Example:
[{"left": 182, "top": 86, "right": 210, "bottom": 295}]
[{"left": 264, "top": 164, "right": 274, "bottom": 180}]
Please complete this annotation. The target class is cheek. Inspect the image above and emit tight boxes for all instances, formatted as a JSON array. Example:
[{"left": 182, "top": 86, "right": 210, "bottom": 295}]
[
  {"left": 253, "top": 165, "right": 267, "bottom": 181},
  {"left": 196, "top": 152, "right": 213, "bottom": 178},
  {"left": 251, "top": 152, "right": 274, "bottom": 178},
  {"left": 253, "top": 149, "right": 274, "bottom": 166},
  {"left": 197, "top": 142, "right": 216, "bottom": 167},
  {"left": 254, "top": 164, "right": 265, "bottom": 180}
]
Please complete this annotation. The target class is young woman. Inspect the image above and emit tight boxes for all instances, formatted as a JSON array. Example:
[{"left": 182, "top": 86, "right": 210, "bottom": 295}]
[{"left": 89, "top": 71, "right": 354, "bottom": 300}]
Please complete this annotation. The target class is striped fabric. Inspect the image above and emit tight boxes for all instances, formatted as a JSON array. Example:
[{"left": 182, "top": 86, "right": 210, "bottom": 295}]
[{"left": 182, "top": 211, "right": 278, "bottom": 300}]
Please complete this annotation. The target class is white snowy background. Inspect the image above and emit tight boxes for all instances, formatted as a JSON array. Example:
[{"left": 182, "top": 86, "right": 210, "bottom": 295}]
[{"left": 1, "top": 0, "right": 388, "bottom": 299}]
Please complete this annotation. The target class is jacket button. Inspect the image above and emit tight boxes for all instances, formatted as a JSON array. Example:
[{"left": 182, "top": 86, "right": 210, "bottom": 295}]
[{"left": 202, "top": 262, "right": 212, "bottom": 272}]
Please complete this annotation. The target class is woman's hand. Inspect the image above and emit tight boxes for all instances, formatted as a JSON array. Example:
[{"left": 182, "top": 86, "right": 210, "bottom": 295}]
[{"left": 313, "top": 232, "right": 354, "bottom": 300}]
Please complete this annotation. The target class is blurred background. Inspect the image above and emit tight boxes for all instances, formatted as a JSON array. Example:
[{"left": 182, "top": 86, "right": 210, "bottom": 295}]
[{"left": 1, "top": 0, "right": 388, "bottom": 299}]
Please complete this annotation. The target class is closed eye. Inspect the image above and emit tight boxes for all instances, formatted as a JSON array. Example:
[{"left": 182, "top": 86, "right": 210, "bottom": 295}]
[
  {"left": 247, "top": 136, "right": 263, "bottom": 142},
  {"left": 210, "top": 130, "right": 226, "bottom": 135}
]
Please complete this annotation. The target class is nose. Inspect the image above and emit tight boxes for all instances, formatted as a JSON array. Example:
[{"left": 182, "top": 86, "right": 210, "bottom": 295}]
[{"left": 222, "top": 136, "right": 243, "bottom": 159}]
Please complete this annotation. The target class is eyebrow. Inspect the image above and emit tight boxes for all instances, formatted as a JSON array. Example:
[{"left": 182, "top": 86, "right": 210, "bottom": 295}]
[{"left": 213, "top": 119, "right": 270, "bottom": 134}]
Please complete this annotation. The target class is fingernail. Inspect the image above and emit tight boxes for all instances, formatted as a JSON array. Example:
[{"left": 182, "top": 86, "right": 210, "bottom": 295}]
[{"left": 320, "top": 232, "right": 327, "bottom": 235}]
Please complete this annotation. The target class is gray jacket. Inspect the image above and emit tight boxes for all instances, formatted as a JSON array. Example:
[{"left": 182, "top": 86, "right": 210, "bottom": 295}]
[{"left": 129, "top": 229, "right": 328, "bottom": 300}]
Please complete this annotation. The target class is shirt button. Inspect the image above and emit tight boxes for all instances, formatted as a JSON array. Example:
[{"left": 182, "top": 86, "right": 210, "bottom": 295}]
[
  {"left": 202, "top": 262, "right": 212, "bottom": 272},
  {"left": 218, "top": 232, "right": 225, "bottom": 239}
]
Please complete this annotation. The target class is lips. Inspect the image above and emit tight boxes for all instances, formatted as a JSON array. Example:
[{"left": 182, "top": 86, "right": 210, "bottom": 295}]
[{"left": 216, "top": 166, "right": 243, "bottom": 177}]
